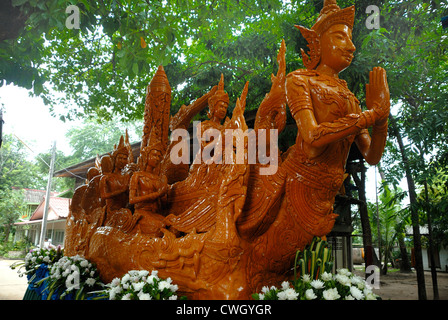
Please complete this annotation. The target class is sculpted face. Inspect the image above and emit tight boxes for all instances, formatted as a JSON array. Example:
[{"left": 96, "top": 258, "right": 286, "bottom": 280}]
[
  {"left": 115, "top": 153, "right": 128, "bottom": 171},
  {"left": 318, "top": 24, "right": 356, "bottom": 74},
  {"left": 147, "top": 149, "right": 162, "bottom": 169},
  {"left": 212, "top": 100, "right": 228, "bottom": 122}
]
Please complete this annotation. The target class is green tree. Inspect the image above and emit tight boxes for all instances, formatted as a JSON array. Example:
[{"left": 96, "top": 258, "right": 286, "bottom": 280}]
[
  {"left": 65, "top": 118, "right": 140, "bottom": 161},
  {"left": 0, "top": 134, "right": 45, "bottom": 191},
  {"left": 369, "top": 184, "right": 409, "bottom": 275},
  {"left": 360, "top": 0, "right": 448, "bottom": 299},
  {"left": 0, "top": 187, "right": 26, "bottom": 243}
]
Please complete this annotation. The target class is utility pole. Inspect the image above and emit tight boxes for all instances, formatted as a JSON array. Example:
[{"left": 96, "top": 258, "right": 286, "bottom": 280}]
[
  {"left": 0, "top": 109, "right": 4, "bottom": 148},
  {"left": 39, "top": 141, "right": 56, "bottom": 248}
]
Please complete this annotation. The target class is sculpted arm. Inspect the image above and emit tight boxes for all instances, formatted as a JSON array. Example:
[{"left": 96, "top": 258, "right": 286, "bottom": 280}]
[
  {"left": 129, "top": 174, "right": 168, "bottom": 204},
  {"left": 99, "top": 175, "right": 129, "bottom": 199},
  {"left": 355, "top": 67, "right": 390, "bottom": 165},
  {"left": 286, "top": 70, "right": 389, "bottom": 159},
  {"left": 286, "top": 74, "right": 367, "bottom": 149}
]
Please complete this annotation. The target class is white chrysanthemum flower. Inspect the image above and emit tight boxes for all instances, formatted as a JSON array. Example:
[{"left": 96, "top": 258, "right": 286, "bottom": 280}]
[
  {"left": 80, "top": 260, "right": 89, "bottom": 268},
  {"left": 138, "top": 292, "right": 152, "bottom": 300},
  {"left": 146, "top": 275, "right": 156, "bottom": 284},
  {"left": 345, "top": 295, "right": 355, "bottom": 300},
  {"left": 261, "top": 286, "right": 270, "bottom": 294},
  {"left": 111, "top": 277, "right": 121, "bottom": 287},
  {"left": 109, "top": 286, "right": 122, "bottom": 300},
  {"left": 305, "top": 289, "right": 317, "bottom": 300},
  {"left": 337, "top": 268, "right": 351, "bottom": 276},
  {"left": 323, "top": 288, "right": 340, "bottom": 300},
  {"left": 350, "top": 275, "right": 363, "bottom": 286},
  {"left": 350, "top": 286, "right": 365, "bottom": 300},
  {"left": 310, "top": 279, "right": 325, "bottom": 289},
  {"left": 335, "top": 274, "right": 351, "bottom": 287},
  {"left": 85, "top": 278, "right": 96, "bottom": 287},
  {"left": 281, "top": 281, "right": 290, "bottom": 290},
  {"left": 278, "top": 288, "right": 299, "bottom": 300},
  {"left": 158, "top": 280, "right": 171, "bottom": 291},
  {"left": 168, "top": 295, "right": 178, "bottom": 300},
  {"left": 121, "top": 273, "right": 130, "bottom": 284},
  {"left": 133, "top": 282, "right": 145, "bottom": 292},
  {"left": 285, "top": 288, "right": 299, "bottom": 300},
  {"left": 302, "top": 274, "right": 311, "bottom": 283},
  {"left": 121, "top": 293, "right": 132, "bottom": 300},
  {"left": 139, "top": 270, "right": 149, "bottom": 278},
  {"left": 258, "top": 293, "right": 265, "bottom": 300},
  {"left": 320, "top": 272, "right": 332, "bottom": 281}
]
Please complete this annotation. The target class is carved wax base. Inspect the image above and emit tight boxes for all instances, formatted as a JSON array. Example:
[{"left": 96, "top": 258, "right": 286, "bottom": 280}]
[{"left": 81, "top": 192, "right": 334, "bottom": 300}]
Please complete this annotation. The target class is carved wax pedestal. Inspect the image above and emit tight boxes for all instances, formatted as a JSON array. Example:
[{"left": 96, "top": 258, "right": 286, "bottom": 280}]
[{"left": 64, "top": 0, "right": 390, "bottom": 300}]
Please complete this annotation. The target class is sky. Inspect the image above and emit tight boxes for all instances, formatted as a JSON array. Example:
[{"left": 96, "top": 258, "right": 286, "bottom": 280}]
[{"left": 0, "top": 84, "right": 78, "bottom": 157}]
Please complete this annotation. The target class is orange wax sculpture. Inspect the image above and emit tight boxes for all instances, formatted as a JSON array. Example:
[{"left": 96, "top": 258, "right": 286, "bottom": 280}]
[{"left": 64, "top": 0, "right": 390, "bottom": 299}]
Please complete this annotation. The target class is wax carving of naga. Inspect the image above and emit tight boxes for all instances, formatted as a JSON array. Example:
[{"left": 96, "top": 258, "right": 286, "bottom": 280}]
[{"left": 64, "top": 0, "right": 390, "bottom": 299}]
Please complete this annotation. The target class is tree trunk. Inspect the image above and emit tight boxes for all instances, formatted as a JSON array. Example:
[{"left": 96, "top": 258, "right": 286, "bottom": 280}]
[
  {"left": 389, "top": 114, "right": 427, "bottom": 300},
  {"left": 397, "top": 232, "right": 412, "bottom": 272},
  {"left": 423, "top": 180, "right": 439, "bottom": 300},
  {"left": 349, "top": 161, "right": 381, "bottom": 277},
  {"left": 3, "top": 224, "right": 10, "bottom": 243}
]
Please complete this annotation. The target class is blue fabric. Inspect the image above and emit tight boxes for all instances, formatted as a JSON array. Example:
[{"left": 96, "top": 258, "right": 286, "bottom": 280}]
[
  {"left": 24, "top": 263, "right": 102, "bottom": 300},
  {"left": 26, "top": 264, "right": 49, "bottom": 297}
]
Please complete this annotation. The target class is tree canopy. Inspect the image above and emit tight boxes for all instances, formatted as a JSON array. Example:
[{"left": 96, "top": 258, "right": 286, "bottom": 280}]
[{"left": 2, "top": 0, "right": 448, "bottom": 231}]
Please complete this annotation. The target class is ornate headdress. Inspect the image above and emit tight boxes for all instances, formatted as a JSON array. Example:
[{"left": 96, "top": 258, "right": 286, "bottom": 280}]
[
  {"left": 208, "top": 74, "right": 229, "bottom": 111},
  {"left": 147, "top": 65, "right": 171, "bottom": 95},
  {"left": 138, "top": 141, "right": 164, "bottom": 171},
  {"left": 142, "top": 65, "right": 171, "bottom": 160},
  {"left": 296, "top": 0, "right": 355, "bottom": 69},
  {"left": 110, "top": 130, "right": 133, "bottom": 165}
]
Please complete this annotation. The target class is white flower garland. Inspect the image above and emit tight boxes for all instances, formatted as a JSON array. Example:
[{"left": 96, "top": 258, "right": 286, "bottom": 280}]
[
  {"left": 99, "top": 270, "right": 180, "bottom": 300},
  {"left": 253, "top": 268, "right": 380, "bottom": 300}
]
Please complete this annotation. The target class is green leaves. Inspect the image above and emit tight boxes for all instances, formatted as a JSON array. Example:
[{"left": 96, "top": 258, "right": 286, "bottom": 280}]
[{"left": 293, "top": 237, "right": 333, "bottom": 282}]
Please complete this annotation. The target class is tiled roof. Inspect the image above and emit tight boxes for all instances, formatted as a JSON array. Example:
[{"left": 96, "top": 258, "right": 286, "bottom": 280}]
[{"left": 29, "top": 196, "right": 71, "bottom": 221}]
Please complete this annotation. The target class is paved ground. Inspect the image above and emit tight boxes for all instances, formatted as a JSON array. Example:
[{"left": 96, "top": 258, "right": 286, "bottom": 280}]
[
  {"left": 1, "top": 258, "right": 447, "bottom": 300},
  {"left": 368, "top": 269, "right": 448, "bottom": 300},
  {"left": 0, "top": 259, "right": 28, "bottom": 300}
]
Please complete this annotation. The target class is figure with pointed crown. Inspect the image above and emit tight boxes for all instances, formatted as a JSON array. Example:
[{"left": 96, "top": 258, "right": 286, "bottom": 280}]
[
  {"left": 268, "top": 0, "right": 390, "bottom": 270},
  {"left": 287, "top": 0, "right": 389, "bottom": 168},
  {"left": 98, "top": 131, "right": 139, "bottom": 233},
  {"left": 129, "top": 142, "right": 168, "bottom": 237},
  {"left": 194, "top": 74, "right": 230, "bottom": 162}
]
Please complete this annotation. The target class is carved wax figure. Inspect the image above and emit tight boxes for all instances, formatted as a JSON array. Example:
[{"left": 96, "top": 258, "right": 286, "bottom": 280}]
[
  {"left": 99, "top": 138, "right": 132, "bottom": 215},
  {"left": 284, "top": 0, "right": 390, "bottom": 236},
  {"left": 129, "top": 145, "right": 168, "bottom": 237},
  {"left": 197, "top": 74, "right": 229, "bottom": 157}
]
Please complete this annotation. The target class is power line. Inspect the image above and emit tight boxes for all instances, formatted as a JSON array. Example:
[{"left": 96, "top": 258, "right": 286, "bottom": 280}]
[{"left": 11, "top": 133, "right": 85, "bottom": 180}]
